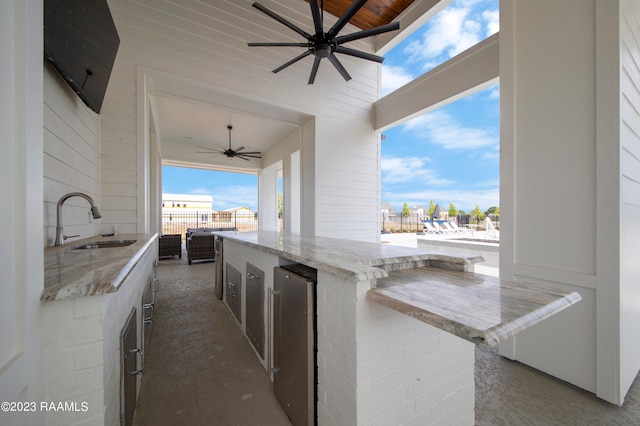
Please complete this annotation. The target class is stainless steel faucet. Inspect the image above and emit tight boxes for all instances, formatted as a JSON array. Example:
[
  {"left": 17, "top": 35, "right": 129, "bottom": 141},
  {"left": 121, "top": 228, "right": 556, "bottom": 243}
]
[{"left": 55, "top": 192, "right": 102, "bottom": 246}]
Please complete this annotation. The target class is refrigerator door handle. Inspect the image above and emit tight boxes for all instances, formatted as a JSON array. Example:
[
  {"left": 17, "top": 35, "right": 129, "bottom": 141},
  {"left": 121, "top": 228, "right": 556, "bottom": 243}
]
[{"left": 228, "top": 282, "right": 237, "bottom": 297}]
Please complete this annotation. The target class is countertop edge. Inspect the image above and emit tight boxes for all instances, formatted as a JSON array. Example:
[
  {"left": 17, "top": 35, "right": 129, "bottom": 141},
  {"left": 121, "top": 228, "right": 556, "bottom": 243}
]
[
  {"left": 41, "top": 233, "right": 158, "bottom": 302},
  {"left": 367, "top": 279, "right": 582, "bottom": 348},
  {"left": 215, "top": 231, "right": 483, "bottom": 281},
  {"left": 217, "top": 233, "right": 390, "bottom": 281}
]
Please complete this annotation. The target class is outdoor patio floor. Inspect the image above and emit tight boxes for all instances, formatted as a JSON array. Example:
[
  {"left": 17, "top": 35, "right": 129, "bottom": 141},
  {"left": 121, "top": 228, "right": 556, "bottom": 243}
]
[{"left": 133, "top": 242, "right": 640, "bottom": 425}]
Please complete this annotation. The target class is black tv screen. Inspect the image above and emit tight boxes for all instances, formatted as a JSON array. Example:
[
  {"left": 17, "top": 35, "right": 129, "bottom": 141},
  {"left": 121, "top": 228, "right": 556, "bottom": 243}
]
[{"left": 44, "top": 0, "right": 120, "bottom": 114}]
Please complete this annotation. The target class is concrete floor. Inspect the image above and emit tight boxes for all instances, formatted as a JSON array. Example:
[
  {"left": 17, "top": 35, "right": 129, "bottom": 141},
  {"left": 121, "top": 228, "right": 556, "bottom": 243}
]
[{"left": 134, "top": 249, "right": 640, "bottom": 425}]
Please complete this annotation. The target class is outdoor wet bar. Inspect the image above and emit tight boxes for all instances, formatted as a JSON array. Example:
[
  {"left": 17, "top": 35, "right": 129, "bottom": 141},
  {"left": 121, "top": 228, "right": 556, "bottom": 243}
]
[{"left": 216, "top": 230, "right": 582, "bottom": 425}]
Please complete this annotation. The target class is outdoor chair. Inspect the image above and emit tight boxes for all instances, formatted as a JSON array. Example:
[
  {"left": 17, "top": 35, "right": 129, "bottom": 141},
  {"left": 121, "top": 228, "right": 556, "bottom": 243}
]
[
  {"left": 449, "top": 222, "right": 468, "bottom": 233},
  {"left": 159, "top": 234, "right": 182, "bottom": 259},
  {"left": 423, "top": 222, "right": 441, "bottom": 234},
  {"left": 484, "top": 218, "right": 498, "bottom": 239},
  {"left": 187, "top": 233, "right": 215, "bottom": 265},
  {"left": 433, "top": 222, "right": 451, "bottom": 233},
  {"left": 442, "top": 222, "right": 463, "bottom": 233}
]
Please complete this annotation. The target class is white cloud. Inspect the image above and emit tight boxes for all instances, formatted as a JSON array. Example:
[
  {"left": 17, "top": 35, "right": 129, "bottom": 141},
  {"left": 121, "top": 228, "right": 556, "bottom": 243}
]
[
  {"left": 402, "top": 2, "right": 500, "bottom": 72},
  {"left": 190, "top": 187, "right": 213, "bottom": 196},
  {"left": 483, "top": 9, "right": 500, "bottom": 36},
  {"left": 405, "top": 6, "right": 480, "bottom": 68},
  {"left": 209, "top": 185, "right": 258, "bottom": 211},
  {"left": 403, "top": 110, "right": 497, "bottom": 150},
  {"left": 381, "top": 64, "right": 414, "bottom": 96},
  {"left": 381, "top": 156, "right": 452, "bottom": 185}
]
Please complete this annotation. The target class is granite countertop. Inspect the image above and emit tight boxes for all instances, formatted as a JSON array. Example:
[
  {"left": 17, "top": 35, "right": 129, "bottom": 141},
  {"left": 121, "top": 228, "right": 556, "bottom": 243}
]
[
  {"left": 42, "top": 233, "right": 158, "bottom": 302},
  {"left": 215, "top": 231, "right": 483, "bottom": 281},
  {"left": 218, "top": 231, "right": 581, "bottom": 347},
  {"left": 368, "top": 266, "right": 582, "bottom": 347}
]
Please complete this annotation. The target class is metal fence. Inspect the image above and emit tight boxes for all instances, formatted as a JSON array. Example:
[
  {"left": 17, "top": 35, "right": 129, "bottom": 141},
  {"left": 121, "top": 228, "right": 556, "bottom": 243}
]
[
  {"left": 162, "top": 210, "right": 258, "bottom": 239},
  {"left": 381, "top": 213, "right": 498, "bottom": 233}
]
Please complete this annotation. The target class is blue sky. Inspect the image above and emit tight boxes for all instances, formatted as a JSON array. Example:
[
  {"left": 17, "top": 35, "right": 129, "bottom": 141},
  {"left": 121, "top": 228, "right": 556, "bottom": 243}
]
[{"left": 163, "top": 0, "right": 499, "bottom": 214}]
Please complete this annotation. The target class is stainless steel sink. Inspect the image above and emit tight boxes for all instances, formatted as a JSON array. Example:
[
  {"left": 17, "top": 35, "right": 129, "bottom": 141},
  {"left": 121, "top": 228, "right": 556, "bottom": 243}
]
[{"left": 71, "top": 240, "right": 137, "bottom": 250}]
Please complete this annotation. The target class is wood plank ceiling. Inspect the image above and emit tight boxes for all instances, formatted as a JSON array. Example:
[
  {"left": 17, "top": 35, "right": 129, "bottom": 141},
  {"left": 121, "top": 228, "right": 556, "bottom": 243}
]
[{"left": 303, "top": 0, "right": 416, "bottom": 29}]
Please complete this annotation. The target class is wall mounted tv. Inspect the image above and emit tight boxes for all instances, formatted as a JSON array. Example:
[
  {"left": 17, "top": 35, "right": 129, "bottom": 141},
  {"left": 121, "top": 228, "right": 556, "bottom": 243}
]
[{"left": 44, "top": 0, "right": 120, "bottom": 114}]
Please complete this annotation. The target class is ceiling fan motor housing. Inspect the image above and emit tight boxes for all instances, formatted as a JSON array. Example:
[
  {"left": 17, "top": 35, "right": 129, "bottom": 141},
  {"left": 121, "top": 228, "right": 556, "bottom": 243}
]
[{"left": 312, "top": 37, "right": 334, "bottom": 58}]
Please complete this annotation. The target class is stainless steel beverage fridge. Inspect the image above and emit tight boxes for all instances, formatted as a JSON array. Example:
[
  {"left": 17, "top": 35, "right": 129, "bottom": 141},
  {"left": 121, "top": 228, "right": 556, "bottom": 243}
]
[{"left": 273, "top": 264, "right": 317, "bottom": 426}]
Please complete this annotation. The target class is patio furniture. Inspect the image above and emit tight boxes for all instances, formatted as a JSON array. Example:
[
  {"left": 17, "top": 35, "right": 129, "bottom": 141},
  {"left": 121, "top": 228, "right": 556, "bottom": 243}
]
[
  {"left": 159, "top": 234, "right": 182, "bottom": 259},
  {"left": 423, "top": 222, "right": 441, "bottom": 234},
  {"left": 187, "top": 233, "right": 215, "bottom": 265}
]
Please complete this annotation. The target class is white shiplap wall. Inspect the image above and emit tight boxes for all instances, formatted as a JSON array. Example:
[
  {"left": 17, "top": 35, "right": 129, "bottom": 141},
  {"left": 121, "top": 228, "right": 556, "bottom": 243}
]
[
  {"left": 619, "top": 0, "right": 640, "bottom": 401},
  {"left": 105, "top": 0, "right": 382, "bottom": 241},
  {"left": 43, "top": 63, "right": 101, "bottom": 246}
]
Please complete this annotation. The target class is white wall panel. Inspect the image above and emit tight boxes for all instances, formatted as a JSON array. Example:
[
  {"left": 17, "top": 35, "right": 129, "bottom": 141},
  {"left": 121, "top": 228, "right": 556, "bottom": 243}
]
[
  {"left": 43, "top": 64, "right": 101, "bottom": 246},
  {"left": 103, "top": 0, "right": 381, "bottom": 241},
  {"left": 619, "top": 0, "right": 640, "bottom": 401}
]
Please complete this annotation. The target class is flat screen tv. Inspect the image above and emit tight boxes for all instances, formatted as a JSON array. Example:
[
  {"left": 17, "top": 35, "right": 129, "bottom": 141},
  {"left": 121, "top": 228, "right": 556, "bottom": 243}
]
[{"left": 44, "top": 0, "right": 120, "bottom": 114}]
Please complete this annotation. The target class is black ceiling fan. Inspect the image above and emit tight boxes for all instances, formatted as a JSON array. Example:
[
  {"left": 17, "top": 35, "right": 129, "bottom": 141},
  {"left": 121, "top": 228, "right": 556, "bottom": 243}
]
[
  {"left": 196, "top": 125, "right": 262, "bottom": 161},
  {"left": 248, "top": 0, "right": 400, "bottom": 84}
]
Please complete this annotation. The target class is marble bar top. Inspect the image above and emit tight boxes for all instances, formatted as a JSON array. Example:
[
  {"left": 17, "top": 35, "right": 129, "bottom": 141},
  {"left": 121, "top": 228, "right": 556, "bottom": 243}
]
[
  {"left": 368, "top": 266, "right": 582, "bottom": 347},
  {"left": 214, "top": 231, "right": 483, "bottom": 281},
  {"left": 42, "top": 233, "right": 158, "bottom": 302}
]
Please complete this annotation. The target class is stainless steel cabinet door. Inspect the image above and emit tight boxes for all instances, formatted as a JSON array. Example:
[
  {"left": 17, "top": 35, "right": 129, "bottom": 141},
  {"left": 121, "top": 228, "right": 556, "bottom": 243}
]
[
  {"left": 120, "top": 309, "right": 140, "bottom": 426},
  {"left": 225, "top": 263, "right": 242, "bottom": 324},
  {"left": 273, "top": 266, "right": 315, "bottom": 426},
  {"left": 246, "top": 263, "right": 264, "bottom": 358}
]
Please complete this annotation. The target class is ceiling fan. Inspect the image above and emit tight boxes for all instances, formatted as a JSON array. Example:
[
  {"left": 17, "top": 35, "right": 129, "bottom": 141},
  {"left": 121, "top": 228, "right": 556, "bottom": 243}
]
[
  {"left": 196, "top": 125, "right": 262, "bottom": 161},
  {"left": 247, "top": 0, "right": 400, "bottom": 84}
]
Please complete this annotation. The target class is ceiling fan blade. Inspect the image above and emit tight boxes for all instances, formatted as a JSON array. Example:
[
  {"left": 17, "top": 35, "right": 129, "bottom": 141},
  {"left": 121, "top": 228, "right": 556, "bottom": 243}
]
[
  {"left": 248, "top": 42, "right": 309, "bottom": 47},
  {"left": 252, "top": 2, "right": 312, "bottom": 40},
  {"left": 328, "top": 54, "right": 351, "bottom": 81},
  {"left": 236, "top": 151, "right": 261, "bottom": 155},
  {"left": 196, "top": 146, "right": 225, "bottom": 153},
  {"left": 308, "top": 55, "right": 322, "bottom": 84},
  {"left": 234, "top": 146, "right": 246, "bottom": 152},
  {"left": 326, "top": 0, "right": 368, "bottom": 39},
  {"left": 334, "top": 46, "right": 385, "bottom": 63},
  {"left": 309, "top": 0, "right": 323, "bottom": 35},
  {"left": 335, "top": 22, "right": 400, "bottom": 45},
  {"left": 238, "top": 154, "right": 262, "bottom": 159},
  {"left": 235, "top": 155, "right": 251, "bottom": 161},
  {"left": 273, "top": 50, "right": 313, "bottom": 73},
  {"left": 195, "top": 151, "right": 223, "bottom": 154}
]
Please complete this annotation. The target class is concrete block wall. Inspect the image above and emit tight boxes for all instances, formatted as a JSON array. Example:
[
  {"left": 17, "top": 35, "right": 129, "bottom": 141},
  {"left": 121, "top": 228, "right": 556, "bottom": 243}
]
[
  {"left": 44, "top": 296, "right": 105, "bottom": 425},
  {"left": 43, "top": 241, "right": 157, "bottom": 425},
  {"left": 316, "top": 270, "right": 475, "bottom": 425},
  {"left": 316, "top": 271, "right": 360, "bottom": 425}
]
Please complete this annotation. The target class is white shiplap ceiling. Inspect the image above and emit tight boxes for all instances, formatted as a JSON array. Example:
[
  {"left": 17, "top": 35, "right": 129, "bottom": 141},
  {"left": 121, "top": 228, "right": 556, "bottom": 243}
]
[{"left": 134, "top": 0, "right": 418, "bottom": 171}]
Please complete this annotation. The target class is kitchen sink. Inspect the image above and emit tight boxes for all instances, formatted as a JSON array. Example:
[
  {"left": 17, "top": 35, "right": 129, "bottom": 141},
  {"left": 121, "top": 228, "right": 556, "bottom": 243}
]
[{"left": 71, "top": 240, "right": 137, "bottom": 250}]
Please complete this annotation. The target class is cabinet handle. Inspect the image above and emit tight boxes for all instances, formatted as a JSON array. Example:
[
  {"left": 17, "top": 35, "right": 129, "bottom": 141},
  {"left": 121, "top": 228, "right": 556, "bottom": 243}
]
[
  {"left": 228, "top": 282, "right": 237, "bottom": 297},
  {"left": 153, "top": 278, "right": 160, "bottom": 292},
  {"left": 127, "top": 369, "right": 143, "bottom": 376},
  {"left": 247, "top": 272, "right": 258, "bottom": 280},
  {"left": 126, "top": 348, "right": 143, "bottom": 376}
]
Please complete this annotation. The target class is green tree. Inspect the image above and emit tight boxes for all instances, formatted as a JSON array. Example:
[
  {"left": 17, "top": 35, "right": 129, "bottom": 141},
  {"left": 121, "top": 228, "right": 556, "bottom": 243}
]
[
  {"left": 428, "top": 200, "right": 436, "bottom": 218},
  {"left": 471, "top": 204, "right": 484, "bottom": 223},
  {"left": 448, "top": 203, "right": 458, "bottom": 217},
  {"left": 402, "top": 202, "right": 411, "bottom": 218},
  {"left": 484, "top": 206, "right": 500, "bottom": 216}
]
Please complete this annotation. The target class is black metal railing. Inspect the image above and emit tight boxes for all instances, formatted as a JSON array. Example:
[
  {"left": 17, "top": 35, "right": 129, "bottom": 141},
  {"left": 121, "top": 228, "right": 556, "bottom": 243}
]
[{"left": 162, "top": 210, "right": 258, "bottom": 239}]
